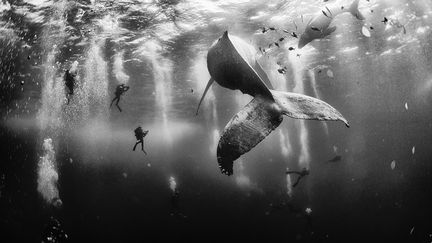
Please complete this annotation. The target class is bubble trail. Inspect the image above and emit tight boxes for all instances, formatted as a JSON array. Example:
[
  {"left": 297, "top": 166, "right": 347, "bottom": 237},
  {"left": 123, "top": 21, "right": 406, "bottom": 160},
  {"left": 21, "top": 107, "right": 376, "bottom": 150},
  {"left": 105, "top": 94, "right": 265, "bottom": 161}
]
[
  {"left": 288, "top": 51, "right": 311, "bottom": 170},
  {"left": 113, "top": 50, "right": 130, "bottom": 84},
  {"left": 37, "top": 138, "right": 62, "bottom": 208},
  {"left": 138, "top": 40, "right": 173, "bottom": 145},
  {"left": 169, "top": 176, "right": 177, "bottom": 193}
]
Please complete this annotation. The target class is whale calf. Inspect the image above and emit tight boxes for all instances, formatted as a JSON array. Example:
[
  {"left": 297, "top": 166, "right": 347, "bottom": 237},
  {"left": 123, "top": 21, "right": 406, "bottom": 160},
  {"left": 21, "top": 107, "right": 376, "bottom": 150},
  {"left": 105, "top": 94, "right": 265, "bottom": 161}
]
[
  {"left": 197, "top": 31, "right": 349, "bottom": 175},
  {"left": 298, "top": 0, "right": 365, "bottom": 49}
]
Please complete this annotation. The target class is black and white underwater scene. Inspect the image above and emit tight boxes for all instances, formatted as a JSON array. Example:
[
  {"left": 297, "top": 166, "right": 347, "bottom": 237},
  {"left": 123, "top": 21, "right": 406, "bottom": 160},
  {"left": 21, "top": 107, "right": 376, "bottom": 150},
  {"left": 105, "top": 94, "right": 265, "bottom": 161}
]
[{"left": 1, "top": 0, "right": 432, "bottom": 242}]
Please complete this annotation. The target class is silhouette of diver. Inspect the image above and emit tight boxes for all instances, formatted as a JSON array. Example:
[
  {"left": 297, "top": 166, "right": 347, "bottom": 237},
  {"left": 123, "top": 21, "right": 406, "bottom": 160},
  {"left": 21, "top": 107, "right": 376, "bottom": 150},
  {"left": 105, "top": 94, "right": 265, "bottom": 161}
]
[
  {"left": 110, "top": 84, "right": 130, "bottom": 112},
  {"left": 286, "top": 167, "right": 310, "bottom": 187},
  {"left": 64, "top": 69, "right": 76, "bottom": 104},
  {"left": 133, "top": 126, "right": 148, "bottom": 154}
]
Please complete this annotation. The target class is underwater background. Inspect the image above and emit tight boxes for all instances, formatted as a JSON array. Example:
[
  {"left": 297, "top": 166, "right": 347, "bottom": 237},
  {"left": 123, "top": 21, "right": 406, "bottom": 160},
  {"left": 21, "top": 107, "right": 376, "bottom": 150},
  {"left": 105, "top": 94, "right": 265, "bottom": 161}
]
[{"left": 0, "top": 0, "right": 432, "bottom": 242}]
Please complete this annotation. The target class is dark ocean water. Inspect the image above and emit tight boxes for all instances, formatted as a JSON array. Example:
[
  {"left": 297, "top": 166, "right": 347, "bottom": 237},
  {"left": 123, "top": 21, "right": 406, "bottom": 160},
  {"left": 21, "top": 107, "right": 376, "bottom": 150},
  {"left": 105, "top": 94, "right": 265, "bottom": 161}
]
[{"left": 1, "top": 0, "right": 432, "bottom": 242}]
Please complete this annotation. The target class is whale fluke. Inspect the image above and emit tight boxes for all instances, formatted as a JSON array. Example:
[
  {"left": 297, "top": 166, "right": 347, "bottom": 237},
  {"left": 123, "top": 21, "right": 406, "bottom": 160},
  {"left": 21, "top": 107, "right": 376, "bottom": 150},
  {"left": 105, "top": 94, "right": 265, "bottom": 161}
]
[
  {"left": 201, "top": 31, "right": 349, "bottom": 175},
  {"left": 217, "top": 91, "right": 349, "bottom": 175},
  {"left": 217, "top": 96, "right": 282, "bottom": 175},
  {"left": 270, "top": 90, "right": 349, "bottom": 127}
]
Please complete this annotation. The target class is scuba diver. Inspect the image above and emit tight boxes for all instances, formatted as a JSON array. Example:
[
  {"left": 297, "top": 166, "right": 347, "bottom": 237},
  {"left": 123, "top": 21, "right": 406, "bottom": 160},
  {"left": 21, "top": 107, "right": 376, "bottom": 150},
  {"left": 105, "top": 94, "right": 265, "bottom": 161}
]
[
  {"left": 110, "top": 84, "right": 130, "bottom": 112},
  {"left": 133, "top": 126, "right": 148, "bottom": 154},
  {"left": 64, "top": 69, "right": 76, "bottom": 105},
  {"left": 286, "top": 167, "right": 310, "bottom": 187}
]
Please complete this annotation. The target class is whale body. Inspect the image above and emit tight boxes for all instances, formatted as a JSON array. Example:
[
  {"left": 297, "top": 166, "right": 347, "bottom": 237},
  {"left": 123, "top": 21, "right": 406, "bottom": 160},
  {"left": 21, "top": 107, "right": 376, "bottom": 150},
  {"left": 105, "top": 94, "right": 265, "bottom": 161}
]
[
  {"left": 298, "top": 0, "right": 365, "bottom": 49},
  {"left": 197, "top": 31, "right": 349, "bottom": 175}
]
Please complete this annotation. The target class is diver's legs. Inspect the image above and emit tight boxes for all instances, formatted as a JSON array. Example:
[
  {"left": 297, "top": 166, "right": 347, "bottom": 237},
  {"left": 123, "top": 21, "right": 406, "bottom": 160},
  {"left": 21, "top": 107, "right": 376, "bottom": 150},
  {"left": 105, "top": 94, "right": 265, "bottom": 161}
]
[
  {"left": 141, "top": 141, "right": 147, "bottom": 155},
  {"left": 115, "top": 96, "right": 122, "bottom": 112},
  {"left": 133, "top": 141, "right": 141, "bottom": 151},
  {"left": 292, "top": 176, "right": 302, "bottom": 187},
  {"left": 110, "top": 96, "right": 119, "bottom": 108}
]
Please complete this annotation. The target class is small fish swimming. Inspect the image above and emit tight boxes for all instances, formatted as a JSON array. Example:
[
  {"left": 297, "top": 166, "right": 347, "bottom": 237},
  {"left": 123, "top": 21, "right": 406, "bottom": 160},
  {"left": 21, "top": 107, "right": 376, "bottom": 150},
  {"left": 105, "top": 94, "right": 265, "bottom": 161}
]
[
  {"left": 322, "top": 10, "right": 330, "bottom": 18},
  {"left": 326, "top": 6, "right": 332, "bottom": 16},
  {"left": 277, "top": 68, "right": 287, "bottom": 74}
]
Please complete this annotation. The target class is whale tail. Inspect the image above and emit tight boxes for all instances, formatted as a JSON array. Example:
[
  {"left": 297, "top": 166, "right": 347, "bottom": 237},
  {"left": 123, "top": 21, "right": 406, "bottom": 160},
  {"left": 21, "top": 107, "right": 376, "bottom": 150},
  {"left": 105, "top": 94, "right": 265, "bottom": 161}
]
[
  {"left": 349, "top": 0, "right": 365, "bottom": 20},
  {"left": 216, "top": 91, "right": 349, "bottom": 175}
]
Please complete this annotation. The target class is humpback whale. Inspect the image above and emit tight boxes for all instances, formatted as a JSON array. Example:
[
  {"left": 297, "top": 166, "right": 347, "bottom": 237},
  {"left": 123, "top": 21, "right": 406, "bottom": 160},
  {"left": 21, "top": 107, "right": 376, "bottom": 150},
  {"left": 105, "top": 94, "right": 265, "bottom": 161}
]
[
  {"left": 298, "top": 0, "right": 365, "bottom": 49},
  {"left": 197, "top": 31, "right": 349, "bottom": 175}
]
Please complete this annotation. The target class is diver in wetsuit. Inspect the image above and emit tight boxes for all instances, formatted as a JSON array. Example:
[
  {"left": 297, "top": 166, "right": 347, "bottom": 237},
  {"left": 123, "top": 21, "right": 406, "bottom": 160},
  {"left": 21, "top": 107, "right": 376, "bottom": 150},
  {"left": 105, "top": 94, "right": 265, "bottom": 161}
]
[
  {"left": 110, "top": 84, "right": 130, "bottom": 112},
  {"left": 286, "top": 167, "right": 310, "bottom": 187},
  {"left": 133, "top": 126, "right": 148, "bottom": 154},
  {"left": 64, "top": 70, "right": 76, "bottom": 105}
]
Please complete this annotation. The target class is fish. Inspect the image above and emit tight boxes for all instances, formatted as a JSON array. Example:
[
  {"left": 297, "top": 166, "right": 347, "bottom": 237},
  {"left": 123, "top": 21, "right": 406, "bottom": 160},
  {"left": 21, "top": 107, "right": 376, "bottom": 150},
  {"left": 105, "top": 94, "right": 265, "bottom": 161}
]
[
  {"left": 322, "top": 10, "right": 330, "bottom": 18},
  {"left": 326, "top": 6, "right": 333, "bottom": 16},
  {"left": 197, "top": 32, "right": 349, "bottom": 175},
  {"left": 298, "top": 0, "right": 365, "bottom": 49}
]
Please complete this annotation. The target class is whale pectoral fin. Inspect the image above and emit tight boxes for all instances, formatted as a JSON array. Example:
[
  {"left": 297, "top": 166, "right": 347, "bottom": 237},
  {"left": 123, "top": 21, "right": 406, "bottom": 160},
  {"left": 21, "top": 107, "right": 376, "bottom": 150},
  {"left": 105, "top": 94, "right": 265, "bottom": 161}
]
[
  {"left": 321, "top": 26, "right": 337, "bottom": 38},
  {"left": 196, "top": 78, "right": 215, "bottom": 115},
  {"left": 217, "top": 96, "right": 283, "bottom": 175},
  {"left": 254, "top": 60, "right": 274, "bottom": 89},
  {"left": 270, "top": 90, "right": 350, "bottom": 127}
]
